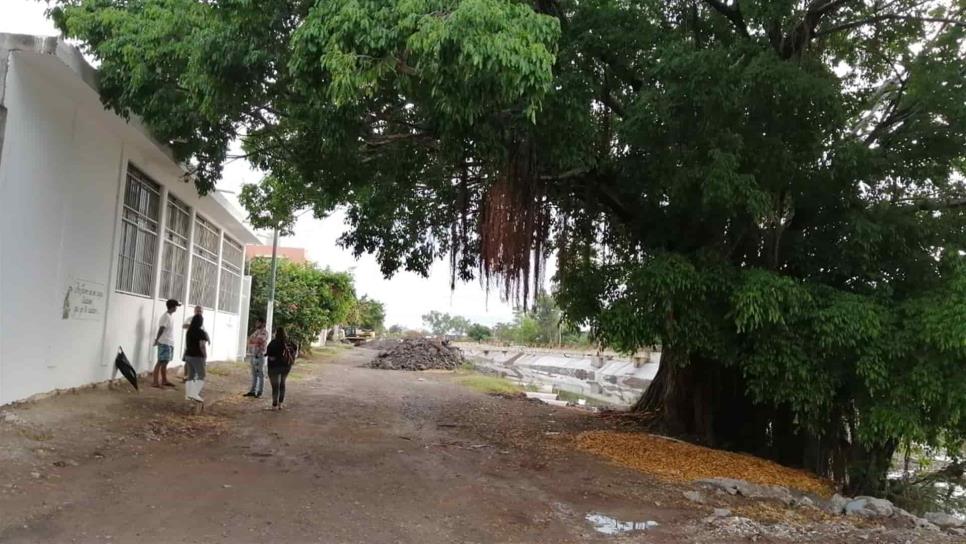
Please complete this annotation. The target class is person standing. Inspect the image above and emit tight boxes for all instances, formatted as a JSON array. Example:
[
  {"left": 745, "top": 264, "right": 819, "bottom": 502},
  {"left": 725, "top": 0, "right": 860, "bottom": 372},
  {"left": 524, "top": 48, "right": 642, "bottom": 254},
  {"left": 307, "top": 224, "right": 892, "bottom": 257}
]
[
  {"left": 183, "top": 305, "right": 204, "bottom": 330},
  {"left": 244, "top": 319, "right": 269, "bottom": 398},
  {"left": 266, "top": 327, "right": 294, "bottom": 410},
  {"left": 183, "top": 314, "right": 210, "bottom": 403},
  {"left": 180, "top": 306, "right": 204, "bottom": 382},
  {"left": 152, "top": 299, "right": 181, "bottom": 389}
]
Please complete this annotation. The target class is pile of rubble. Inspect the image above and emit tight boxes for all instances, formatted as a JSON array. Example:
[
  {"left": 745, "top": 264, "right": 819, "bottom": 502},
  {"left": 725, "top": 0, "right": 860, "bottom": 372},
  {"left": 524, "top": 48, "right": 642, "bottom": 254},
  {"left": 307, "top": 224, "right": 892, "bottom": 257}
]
[
  {"left": 688, "top": 477, "right": 965, "bottom": 538},
  {"left": 358, "top": 339, "right": 402, "bottom": 351},
  {"left": 368, "top": 338, "right": 466, "bottom": 371}
]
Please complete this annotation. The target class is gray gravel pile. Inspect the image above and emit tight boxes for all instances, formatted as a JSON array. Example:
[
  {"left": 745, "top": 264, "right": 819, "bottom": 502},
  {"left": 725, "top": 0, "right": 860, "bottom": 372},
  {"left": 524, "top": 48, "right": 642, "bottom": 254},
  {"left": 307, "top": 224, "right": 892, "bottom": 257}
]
[{"left": 368, "top": 338, "right": 466, "bottom": 371}]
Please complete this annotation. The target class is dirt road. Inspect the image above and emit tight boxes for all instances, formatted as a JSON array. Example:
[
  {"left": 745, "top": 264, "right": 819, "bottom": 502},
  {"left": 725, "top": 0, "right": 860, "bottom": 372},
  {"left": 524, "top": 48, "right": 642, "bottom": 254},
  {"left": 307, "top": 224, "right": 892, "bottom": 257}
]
[{"left": 0, "top": 348, "right": 953, "bottom": 543}]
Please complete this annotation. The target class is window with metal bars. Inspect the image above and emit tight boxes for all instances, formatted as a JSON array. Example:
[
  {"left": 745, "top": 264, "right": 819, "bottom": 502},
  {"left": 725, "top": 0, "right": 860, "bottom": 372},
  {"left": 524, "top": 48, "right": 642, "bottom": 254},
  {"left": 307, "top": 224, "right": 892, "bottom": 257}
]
[
  {"left": 218, "top": 236, "right": 244, "bottom": 313},
  {"left": 159, "top": 195, "right": 191, "bottom": 301},
  {"left": 189, "top": 215, "right": 221, "bottom": 309},
  {"left": 116, "top": 166, "right": 161, "bottom": 297}
]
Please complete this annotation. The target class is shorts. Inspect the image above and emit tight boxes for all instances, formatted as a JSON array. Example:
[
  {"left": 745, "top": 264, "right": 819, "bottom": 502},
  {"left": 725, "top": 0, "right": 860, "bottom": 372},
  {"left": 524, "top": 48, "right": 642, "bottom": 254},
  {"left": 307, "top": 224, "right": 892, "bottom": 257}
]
[{"left": 157, "top": 344, "right": 174, "bottom": 363}]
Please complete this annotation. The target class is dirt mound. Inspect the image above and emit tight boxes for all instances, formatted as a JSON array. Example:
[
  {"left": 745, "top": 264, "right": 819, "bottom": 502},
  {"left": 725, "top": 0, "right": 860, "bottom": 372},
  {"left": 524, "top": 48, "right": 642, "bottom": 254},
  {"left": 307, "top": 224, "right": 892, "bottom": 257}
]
[{"left": 368, "top": 338, "right": 466, "bottom": 371}]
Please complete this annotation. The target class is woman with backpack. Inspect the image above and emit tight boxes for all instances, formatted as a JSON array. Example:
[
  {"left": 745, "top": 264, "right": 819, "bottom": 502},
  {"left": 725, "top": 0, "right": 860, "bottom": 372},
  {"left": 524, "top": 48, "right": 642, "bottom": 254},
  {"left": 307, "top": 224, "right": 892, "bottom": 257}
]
[
  {"left": 265, "top": 327, "right": 294, "bottom": 410},
  {"left": 183, "top": 314, "right": 210, "bottom": 403}
]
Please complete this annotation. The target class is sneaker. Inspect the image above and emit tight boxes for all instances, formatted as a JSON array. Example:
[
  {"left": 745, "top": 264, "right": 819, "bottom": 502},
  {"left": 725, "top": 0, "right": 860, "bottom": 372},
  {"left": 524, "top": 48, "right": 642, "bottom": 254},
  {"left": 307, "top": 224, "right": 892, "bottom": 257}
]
[
  {"left": 243, "top": 391, "right": 255, "bottom": 397},
  {"left": 254, "top": 393, "right": 262, "bottom": 398}
]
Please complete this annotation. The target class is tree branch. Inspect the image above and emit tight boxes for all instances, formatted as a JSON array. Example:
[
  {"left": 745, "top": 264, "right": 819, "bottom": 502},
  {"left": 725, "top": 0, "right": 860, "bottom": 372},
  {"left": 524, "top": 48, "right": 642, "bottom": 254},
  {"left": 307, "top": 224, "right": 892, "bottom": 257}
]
[
  {"left": 916, "top": 197, "right": 966, "bottom": 211},
  {"left": 364, "top": 132, "right": 434, "bottom": 148},
  {"left": 539, "top": 167, "right": 593, "bottom": 181},
  {"left": 816, "top": 14, "right": 966, "bottom": 38},
  {"left": 702, "top": 0, "right": 750, "bottom": 38},
  {"left": 903, "top": 197, "right": 966, "bottom": 211},
  {"left": 600, "top": 91, "right": 627, "bottom": 118},
  {"left": 779, "top": 0, "right": 855, "bottom": 58}
]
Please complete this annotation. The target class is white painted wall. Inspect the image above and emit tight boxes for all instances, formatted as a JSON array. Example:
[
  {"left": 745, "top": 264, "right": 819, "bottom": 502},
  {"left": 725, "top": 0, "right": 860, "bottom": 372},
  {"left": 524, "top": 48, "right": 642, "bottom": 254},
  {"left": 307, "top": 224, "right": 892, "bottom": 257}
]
[{"left": 0, "top": 49, "right": 256, "bottom": 405}]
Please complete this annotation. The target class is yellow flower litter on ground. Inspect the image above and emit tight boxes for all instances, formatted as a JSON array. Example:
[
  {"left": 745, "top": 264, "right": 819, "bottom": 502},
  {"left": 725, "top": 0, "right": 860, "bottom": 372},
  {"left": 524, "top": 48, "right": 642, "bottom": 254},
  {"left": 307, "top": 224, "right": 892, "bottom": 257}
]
[{"left": 576, "top": 430, "right": 834, "bottom": 497}]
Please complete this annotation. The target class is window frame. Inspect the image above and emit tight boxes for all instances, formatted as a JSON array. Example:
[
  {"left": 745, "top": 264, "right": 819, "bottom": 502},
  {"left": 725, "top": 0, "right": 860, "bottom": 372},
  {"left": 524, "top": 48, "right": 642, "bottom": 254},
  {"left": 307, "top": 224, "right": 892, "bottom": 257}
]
[
  {"left": 218, "top": 236, "right": 244, "bottom": 313},
  {"left": 159, "top": 194, "right": 191, "bottom": 302},
  {"left": 115, "top": 166, "right": 161, "bottom": 298},
  {"left": 189, "top": 214, "right": 221, "bottom": 310}
]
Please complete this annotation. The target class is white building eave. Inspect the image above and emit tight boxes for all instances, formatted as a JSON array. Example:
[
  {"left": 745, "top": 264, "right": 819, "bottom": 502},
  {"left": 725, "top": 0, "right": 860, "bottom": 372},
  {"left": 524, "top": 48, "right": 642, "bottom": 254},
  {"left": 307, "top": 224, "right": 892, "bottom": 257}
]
[{"left": 0, "top": 32, "right": 261, "bottom": 245}]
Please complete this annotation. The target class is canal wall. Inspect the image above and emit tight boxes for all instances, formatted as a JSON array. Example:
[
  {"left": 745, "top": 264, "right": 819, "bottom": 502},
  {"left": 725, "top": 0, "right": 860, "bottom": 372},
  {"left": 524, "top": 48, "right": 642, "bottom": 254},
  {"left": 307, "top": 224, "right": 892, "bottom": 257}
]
[{"left": 459, "top": 345, "right": 661, "bottom": 408}]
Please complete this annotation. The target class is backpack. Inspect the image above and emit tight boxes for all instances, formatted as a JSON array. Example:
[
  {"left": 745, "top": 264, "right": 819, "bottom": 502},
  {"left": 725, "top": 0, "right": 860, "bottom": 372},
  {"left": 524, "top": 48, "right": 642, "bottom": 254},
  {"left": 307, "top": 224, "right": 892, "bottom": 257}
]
[{"left": 282, "top": 342, "right": 297, "bottom": 366}]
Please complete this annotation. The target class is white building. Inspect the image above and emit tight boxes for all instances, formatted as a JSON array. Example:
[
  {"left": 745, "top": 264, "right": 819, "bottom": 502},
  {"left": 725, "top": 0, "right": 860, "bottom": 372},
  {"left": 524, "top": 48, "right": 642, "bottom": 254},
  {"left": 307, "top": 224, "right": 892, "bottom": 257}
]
[{"left": 0, "top": 34, "right": 261, "bottom": 405}]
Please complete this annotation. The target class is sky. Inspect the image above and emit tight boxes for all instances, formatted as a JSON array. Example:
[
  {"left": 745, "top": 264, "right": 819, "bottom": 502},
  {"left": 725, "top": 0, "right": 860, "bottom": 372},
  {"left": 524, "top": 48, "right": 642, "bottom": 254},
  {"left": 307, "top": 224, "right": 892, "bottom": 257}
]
[{"left": 1, "top": 0, "right": 525, "bottom": 329}]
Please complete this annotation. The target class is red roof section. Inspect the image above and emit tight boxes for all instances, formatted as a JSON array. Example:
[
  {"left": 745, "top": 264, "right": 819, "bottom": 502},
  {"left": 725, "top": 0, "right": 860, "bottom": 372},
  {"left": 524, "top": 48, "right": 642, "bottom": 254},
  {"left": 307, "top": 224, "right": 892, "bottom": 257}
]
[{"left": 245, "top": 245, "right": 307, "bottom": 263}]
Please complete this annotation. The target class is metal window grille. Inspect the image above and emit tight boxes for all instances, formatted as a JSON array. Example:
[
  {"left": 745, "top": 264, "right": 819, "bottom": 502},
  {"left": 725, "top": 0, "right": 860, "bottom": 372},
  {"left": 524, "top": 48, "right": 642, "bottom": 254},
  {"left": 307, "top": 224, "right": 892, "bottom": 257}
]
[
  {"left": 159, "top": 195, "right": 191, "bottom": 301},
  {"left": 189, "top": 215, "right": 221, "bottom": 309},
  {"left": 218, "top": 236, "right": 244, "bottom": 313},
  {"left": 116, "top": 166, "right": 161, "bottom": 297}
]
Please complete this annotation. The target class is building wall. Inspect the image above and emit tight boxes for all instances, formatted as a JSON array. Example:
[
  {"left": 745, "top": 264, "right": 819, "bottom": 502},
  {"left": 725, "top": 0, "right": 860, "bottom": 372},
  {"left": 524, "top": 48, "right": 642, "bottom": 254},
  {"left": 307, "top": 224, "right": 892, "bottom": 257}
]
[{"left": 0, "top": 51, "right": 254, "bottom": 405}]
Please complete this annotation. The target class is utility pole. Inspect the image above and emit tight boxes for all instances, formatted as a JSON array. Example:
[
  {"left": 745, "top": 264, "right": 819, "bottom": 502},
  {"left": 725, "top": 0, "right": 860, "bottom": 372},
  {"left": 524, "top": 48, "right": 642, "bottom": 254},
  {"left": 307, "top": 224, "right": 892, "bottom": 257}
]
[{"left": 265, "top": 226, "right": 280, "bottom": 335}]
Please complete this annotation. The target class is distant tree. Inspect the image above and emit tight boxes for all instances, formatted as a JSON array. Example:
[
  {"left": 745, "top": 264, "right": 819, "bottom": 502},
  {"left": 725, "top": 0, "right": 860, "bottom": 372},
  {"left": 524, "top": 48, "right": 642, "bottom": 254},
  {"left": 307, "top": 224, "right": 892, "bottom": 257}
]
[
  {"left": 491, "top": 322, "right": 515, "bottom": 344},
  {"left": 512, "top": 312, "right": 540, "bottom": 345},
  {"left": 248, "top": 258, "right": 355, "bottom": 348},
  {"left": 532, "top": 290, "right": 563, "bottom": 346},
  {"left": 422, "top": 311, "right": 449, "bottom": 336},
  {"left": 349, "top": 295, "right": 386, "bottom": 332},
  {"left": 387, "top": 324, "right": 404, "bottom": 336},
  {"left": 449, "top": 315, "right": 471, "bottom": 337},
  {"left": 466, "top": 323, "right": 492, "bottom": 343}
]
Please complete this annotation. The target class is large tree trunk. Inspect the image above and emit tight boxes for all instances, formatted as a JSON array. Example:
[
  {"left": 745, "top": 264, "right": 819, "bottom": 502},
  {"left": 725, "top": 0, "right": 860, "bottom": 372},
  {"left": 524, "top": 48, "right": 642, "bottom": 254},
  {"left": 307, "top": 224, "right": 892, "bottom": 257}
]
[
  {"left": 633, "top": 345, "right": 711, "bottom": 439},
  {"left": 846, "top": 440, "right": 897, "bottom": 496},
  {"left": 633, "top": 346, "right": 893, "bottom": 493}
]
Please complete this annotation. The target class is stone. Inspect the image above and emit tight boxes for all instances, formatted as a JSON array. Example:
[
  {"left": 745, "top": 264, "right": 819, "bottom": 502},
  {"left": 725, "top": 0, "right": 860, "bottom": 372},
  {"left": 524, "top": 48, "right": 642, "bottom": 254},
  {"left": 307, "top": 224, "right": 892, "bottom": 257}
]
[
  {"left": 893, "top": 508, "right": 940, "bottom": 532},
  {"left": 695, "top": 478, "right": 741, "bottom": 495},
  {"left": 683, "top": 491, "right": 706, "bottom": 504},
  {"left": 845, "top": 499, "right": 872, "bottom": 516},
  {"left": 826, "top": 494, "right": 850, "bottom": 515},
  {"left": 713, "top": 508, "right": 732, "bottom": 518},
  {"left": 923, "top": 512, "right": 964, "bottom": 529},
  {"left": 853, "top": 496, "right": 893, "bottom": 517},
  {"left": 793, "top": 496, "right": 815, "bottom": 508},
  {"left": 1, "top": 412, "right": 26, "bottom": 425},
  {"left": 694, "top": 478, "right": 793, "bottom": 503}
]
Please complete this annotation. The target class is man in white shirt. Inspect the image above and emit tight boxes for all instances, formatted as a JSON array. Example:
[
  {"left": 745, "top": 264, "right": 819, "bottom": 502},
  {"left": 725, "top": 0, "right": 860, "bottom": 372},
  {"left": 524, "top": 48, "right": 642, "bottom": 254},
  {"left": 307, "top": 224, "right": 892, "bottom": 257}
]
[{"left": 152, "top": 299, "right": 181, "bottom": 388}]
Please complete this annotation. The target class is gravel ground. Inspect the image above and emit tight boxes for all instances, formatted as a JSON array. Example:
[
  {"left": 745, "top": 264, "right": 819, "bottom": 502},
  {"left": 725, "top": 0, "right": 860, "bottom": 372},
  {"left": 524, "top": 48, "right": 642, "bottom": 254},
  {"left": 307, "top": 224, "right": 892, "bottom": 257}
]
[{"left": 0, "top": 347, "right": 955, "bottom": 544}]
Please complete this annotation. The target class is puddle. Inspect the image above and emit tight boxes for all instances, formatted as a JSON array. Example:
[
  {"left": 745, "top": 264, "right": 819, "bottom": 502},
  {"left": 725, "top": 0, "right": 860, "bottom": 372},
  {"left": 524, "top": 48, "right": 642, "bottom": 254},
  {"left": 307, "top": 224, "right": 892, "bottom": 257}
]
[{"left": 585, "top": 513, "right": 658, "bottom": 535}]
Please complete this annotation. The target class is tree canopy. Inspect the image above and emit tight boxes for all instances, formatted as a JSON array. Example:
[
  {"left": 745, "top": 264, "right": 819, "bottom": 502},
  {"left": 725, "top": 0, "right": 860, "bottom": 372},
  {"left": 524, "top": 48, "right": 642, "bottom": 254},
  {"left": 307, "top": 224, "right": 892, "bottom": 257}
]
[
  {"left": 247, "top": 257, "right": 356, "bottom": 347},
  {"left": 53, "top": 0, "right": 966, "bottom": 493},
  {"left": 348, "top": 295, "right": 387, "bottom": 332},
  {"left": 422, "top": 310, "right": 471, "bottom": 336}
]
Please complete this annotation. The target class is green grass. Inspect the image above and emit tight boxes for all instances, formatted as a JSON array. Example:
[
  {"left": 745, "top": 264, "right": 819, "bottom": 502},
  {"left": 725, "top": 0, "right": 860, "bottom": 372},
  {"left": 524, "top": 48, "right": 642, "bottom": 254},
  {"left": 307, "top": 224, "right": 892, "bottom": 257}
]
[
  {"left": 457, "top": 374, "right": 525, "bottom": 395},
  {"left": 206, "top": 364, "right": 235, "bottom": 377},
  {"left": 286, "top": 367, "right": 313, "bottom": 382}
]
